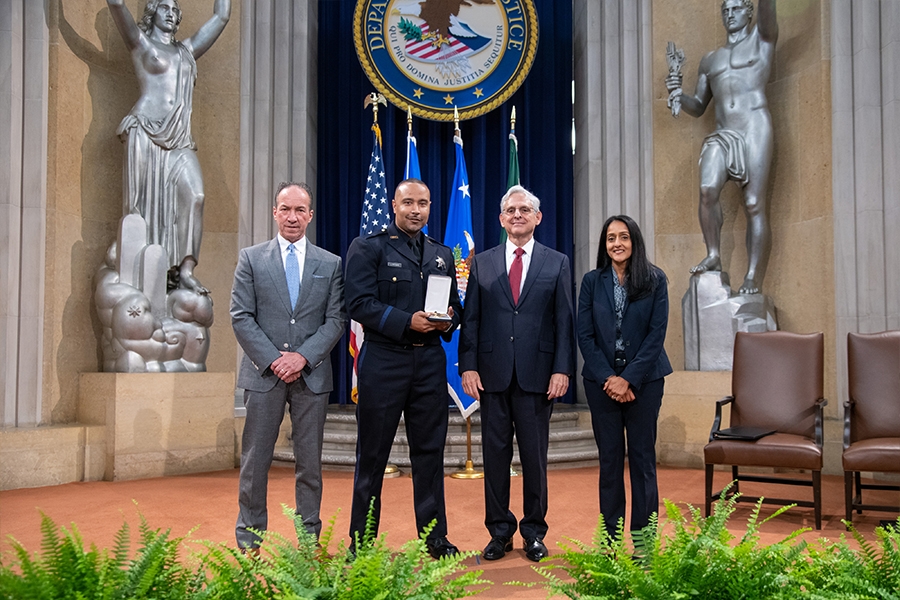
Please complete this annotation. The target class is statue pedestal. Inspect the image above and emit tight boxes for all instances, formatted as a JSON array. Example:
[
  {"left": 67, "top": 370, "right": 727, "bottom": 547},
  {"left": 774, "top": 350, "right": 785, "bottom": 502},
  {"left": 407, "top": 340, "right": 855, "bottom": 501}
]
[
  {"left": 682, "top": 272, "right": 777, "bottom": 371},
  {"left": 78, "top": 373, "right": 235, "bottom": 481}
]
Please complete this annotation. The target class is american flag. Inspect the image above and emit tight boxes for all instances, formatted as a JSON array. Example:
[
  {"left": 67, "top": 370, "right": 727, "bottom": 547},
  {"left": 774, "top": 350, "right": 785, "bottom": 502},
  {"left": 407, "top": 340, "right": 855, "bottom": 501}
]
[
  {"left": 350, "top": 125, "right": 390, "bottom": 402},
  {"left": 360, "top": 127, "right": 391, "bottom": 235}
]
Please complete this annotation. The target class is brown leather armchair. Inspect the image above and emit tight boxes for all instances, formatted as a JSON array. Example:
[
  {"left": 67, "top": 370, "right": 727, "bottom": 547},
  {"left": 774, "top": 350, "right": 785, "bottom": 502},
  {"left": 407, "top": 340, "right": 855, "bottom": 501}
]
[
  {"left": 843, "top": 331, "right": 900, "bottom": 522},
  {"left": 704, "top": 331, "right": 827, "bottom": 529}
]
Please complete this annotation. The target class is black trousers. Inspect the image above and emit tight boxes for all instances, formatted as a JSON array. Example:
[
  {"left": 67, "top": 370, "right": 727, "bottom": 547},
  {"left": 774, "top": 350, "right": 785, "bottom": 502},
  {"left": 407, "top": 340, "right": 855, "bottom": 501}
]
[
  {"left": 585, "top": 376, "right": 664, "bottom": 536},
  {"left": 349, "top": 341, "right": 449, "bottom": 543},
  {"left": 481, "top": 372, "right": 553, "bottom": 540}
]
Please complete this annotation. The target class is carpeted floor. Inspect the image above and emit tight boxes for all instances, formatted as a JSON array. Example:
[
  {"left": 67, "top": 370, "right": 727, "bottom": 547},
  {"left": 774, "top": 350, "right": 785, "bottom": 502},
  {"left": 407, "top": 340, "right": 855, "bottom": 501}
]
[{"left": 1, "top": 465, "right": 897, "bottom": 598}]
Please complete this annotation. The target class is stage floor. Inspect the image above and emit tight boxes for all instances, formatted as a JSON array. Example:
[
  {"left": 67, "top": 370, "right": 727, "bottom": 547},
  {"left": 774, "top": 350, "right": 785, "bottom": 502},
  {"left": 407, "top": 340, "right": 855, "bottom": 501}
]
[{"left": 2, "top": 465, "right": 896, "bottom": 599}]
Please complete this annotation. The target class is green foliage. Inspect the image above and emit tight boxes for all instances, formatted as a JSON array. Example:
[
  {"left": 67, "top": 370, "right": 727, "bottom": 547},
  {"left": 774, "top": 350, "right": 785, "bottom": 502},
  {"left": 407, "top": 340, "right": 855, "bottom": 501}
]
[
  {"left": 0, "top": 512, "right": 196, "bottom": 599},
  {"left": 0, "top": 504, "right": 489, "bottom": 600},
  {"left": 798, "top": 517, "right": 900, "bottom": 600},
  {"left": 525, "top": 485, "right": 814, "bottom": 600},
  {"left": 5, "top": 495, "right": 898, "bottom": 600},
  {"left": 398, "top": 18, "right": 423, "bottom": 42}
]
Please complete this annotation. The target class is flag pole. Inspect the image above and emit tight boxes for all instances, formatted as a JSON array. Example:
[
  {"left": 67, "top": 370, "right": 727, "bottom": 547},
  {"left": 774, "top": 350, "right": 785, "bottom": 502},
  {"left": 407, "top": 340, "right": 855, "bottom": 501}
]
[
  {"left": 361, "top": 92, "right": 400, "bottom": 478},
  {"left": 450, "top": 413, "right": 484, "bottom": 479},
  {"left": 448, "top": 105, "right": 484, "bottom": 480}
]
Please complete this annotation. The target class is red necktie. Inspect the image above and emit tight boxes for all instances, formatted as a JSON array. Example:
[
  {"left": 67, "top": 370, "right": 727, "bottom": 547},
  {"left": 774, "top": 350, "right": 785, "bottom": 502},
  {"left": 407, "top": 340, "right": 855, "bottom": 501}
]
[{"left": 509, "top": 247, "right": 524, "bottom": 305}]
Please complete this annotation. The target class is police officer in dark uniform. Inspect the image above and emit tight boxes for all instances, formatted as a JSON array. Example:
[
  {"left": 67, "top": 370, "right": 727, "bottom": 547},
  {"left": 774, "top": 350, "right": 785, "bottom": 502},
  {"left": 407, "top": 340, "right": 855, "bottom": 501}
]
[{"left": 345, "top": 178, "right": 463, "bottom": 559}]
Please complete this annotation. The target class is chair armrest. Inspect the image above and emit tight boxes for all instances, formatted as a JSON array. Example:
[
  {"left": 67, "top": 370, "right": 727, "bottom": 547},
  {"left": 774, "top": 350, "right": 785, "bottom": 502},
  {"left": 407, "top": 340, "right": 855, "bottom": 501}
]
[
  {"left": 842, "top": 398, "right": 854, "bottom": 450},
  {"left": 709, "top": 396, "right": 735, "bottom": 442},
  {"left": 814, "top": 397, "right": 828, "bottom": 448}
]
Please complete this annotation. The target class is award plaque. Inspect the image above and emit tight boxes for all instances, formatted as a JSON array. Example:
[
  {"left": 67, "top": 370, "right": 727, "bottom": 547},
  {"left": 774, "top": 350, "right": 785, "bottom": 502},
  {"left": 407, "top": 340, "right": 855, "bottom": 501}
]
[{"left": 424, "top": 274, "right": 453, "bottom": 322}]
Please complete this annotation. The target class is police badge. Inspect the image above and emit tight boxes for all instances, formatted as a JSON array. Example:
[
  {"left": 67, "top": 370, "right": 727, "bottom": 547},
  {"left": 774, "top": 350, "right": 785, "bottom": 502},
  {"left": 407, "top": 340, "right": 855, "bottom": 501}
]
[
  {"left": 435, "top": 255, "right": 446, "bottom": 270},
  {"left": 354, "top": 0, "right": 539, "bottom": 121}
]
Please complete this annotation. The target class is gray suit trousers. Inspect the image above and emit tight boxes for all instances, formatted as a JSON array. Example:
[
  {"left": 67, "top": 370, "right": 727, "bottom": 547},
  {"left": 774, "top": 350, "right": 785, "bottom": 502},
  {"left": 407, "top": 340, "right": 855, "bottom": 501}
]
[{"left": 236, "top": 378, "right": 328, "bottom": 548}]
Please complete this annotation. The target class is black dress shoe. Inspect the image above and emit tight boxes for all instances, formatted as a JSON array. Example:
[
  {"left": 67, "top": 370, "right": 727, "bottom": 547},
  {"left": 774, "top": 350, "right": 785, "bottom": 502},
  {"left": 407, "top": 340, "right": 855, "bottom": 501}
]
[
  {"left": 482, "top": 536, "right": 513, "bottom": 560},
  {"left": 523, "top": 537, "right": 548, "bottom": 562},
  {"left": 426, "top": 536, "right": 459, "bottom": 559}
]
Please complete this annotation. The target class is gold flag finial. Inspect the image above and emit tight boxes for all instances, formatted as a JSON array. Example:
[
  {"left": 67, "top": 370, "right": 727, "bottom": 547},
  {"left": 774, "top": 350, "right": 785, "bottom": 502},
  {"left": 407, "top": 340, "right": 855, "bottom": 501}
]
[
  {"left": 453, "top": 105, "right": 460, "bottom": 134},
  {"left": 510, "top": 106, "right": 517, "bottom": 132},
  {"left": 407, "top": 105, "right": 413, "bottom": 133},
  {"left": 363, "top": 93, "right": 387, "bottom": 124}
]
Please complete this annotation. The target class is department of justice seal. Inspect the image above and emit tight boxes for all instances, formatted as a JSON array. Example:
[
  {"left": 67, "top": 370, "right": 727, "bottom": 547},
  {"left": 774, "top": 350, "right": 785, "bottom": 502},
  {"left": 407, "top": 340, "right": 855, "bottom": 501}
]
[{"left": 354, "top": 0, "right": 539, "bottom": 121}]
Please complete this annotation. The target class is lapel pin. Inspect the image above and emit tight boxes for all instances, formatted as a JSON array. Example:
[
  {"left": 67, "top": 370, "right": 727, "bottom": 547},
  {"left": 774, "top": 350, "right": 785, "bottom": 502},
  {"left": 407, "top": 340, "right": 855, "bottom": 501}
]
[{"left": 436, "top": 256, "right": 446, "bottom": 269}]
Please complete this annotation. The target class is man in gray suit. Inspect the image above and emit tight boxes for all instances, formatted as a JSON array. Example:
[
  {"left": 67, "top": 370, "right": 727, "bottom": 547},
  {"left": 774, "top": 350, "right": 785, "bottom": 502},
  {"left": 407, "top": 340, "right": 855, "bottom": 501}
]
[{"left": 231, "top": 182, "right": 346, "bottom": 550}]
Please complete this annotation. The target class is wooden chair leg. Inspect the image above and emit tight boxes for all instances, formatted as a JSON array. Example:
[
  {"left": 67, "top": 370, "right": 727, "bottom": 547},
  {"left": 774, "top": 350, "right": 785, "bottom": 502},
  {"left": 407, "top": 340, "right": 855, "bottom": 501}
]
[
  {"left": 855, "top": 471, "right": 863, "bottom": 513},
  {"left": 813, "top": 470, "right": 822, "bottom": 530},
  {"left": 844, "top": 471, "right": 854, "bottom": 524},
  {"left": 705, "top": 463, "right": 714, "bottom": 517},
  {"left": 731, "top": 465, "right": 740, "bottom": 494}
]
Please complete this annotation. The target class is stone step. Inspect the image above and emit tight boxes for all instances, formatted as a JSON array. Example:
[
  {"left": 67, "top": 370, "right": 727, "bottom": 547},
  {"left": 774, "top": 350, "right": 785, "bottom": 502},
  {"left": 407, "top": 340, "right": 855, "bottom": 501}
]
[
  {"left": 275, "top": 404, "right": 599, "bottom": 471},
  {"left": 321, "top": 405, "right": 583, "bottom": 434}
]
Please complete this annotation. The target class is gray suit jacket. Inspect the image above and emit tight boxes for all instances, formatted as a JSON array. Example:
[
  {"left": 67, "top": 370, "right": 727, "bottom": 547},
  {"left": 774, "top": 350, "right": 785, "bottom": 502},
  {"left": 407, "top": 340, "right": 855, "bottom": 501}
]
[{"left": 231, "top": 238, "right": 346, "bottom": 394}]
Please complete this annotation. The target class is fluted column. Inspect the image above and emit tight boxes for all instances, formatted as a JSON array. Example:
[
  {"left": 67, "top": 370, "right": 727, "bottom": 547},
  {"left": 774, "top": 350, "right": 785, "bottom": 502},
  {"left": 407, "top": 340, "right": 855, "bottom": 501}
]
[
  {"left": 239, "top": 0, "right": 318, "bottom": 250},
  {"left": 573, "top": 0, "right": 655, "bottom": 281},
  {"left": 237, "top": 0, "right": 318, "bottom": 394},
  {"left": 0, "top": 0, "right": 49, "bottom": 427},
  {"left": 832, "top": 0, "right": 900, "bottom": 401}
]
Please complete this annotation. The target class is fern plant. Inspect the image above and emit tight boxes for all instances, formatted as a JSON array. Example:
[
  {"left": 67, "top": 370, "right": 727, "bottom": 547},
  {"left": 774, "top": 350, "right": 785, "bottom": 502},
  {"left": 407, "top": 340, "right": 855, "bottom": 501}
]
[
  {"left": 195, "top": 504, "right": 489, "bottom": 600},
  {"left": 799, "top": 517, "right": 900, "bottom": 600},
  {"left": 0, "top": 512, "right": 196, "bottom": 600},
  {"left": 525, "top": 485, "right": 812, "bottom": 600}
]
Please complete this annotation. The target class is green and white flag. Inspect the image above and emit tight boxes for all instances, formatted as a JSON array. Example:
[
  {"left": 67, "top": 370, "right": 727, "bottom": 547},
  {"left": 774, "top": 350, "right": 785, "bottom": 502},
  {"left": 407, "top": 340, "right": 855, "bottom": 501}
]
[{"left": 500, "top": 107, "right": 520, "bottom": 244}]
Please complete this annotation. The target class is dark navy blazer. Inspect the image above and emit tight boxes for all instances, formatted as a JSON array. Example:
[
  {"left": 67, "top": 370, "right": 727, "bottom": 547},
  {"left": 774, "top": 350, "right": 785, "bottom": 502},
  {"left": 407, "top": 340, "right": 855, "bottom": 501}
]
[
  {"left": 577, "top": 266, "right": 672, "bottom": 389},
  {"left": 345, "top": 222, "right": 462, "bottom": 346},
  {"left": 459, "top": 242, "right": 575, "bottom": 394}
]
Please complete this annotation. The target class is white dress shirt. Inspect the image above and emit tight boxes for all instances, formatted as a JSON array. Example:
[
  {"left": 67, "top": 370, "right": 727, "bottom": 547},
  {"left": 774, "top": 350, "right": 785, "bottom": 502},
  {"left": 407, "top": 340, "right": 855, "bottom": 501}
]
[
  {"left": 278, "top": 234, "right": 307, "bottom": 284},
  {"left": 504, "top": 236, "right": 535, "bottom": 297}
]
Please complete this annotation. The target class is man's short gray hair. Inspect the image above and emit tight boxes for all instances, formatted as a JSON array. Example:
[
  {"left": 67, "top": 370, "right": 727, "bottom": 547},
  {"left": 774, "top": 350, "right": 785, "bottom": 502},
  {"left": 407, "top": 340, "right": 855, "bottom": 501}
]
[{"left": 500, "top": 185, "right": 541, "bottom": 214}]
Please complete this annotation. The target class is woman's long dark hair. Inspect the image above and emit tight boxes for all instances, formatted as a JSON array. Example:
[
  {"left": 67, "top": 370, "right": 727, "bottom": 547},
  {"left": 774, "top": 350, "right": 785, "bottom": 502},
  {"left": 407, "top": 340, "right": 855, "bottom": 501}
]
[{"left": 595, "top": 215, "right": 661, "bottom": 301}]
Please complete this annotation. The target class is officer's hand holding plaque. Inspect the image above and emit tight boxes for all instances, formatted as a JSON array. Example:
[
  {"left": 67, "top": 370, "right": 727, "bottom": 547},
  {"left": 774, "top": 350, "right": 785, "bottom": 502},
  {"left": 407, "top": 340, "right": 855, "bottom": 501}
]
[{"left": 424, "top": 275, "right": 453, "bottom": 323}]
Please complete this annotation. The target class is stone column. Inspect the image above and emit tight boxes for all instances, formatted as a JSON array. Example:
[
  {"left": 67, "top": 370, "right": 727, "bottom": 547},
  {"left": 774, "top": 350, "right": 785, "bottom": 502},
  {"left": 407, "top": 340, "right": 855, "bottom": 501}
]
[
  {"left": 0, "top": 0, "right": 49, "bottom": 427},
  {"left": 572, "top": 0, "right": 655, "bottom": 403},
  {"left": 237, "top": 0, "right": 318, "bottom": 399},
  {"left": 832, "top": 0, "right": 900, "bottom": 402},
  {"left": 573, "top": 0, "right": 655, "bottom": 282},
  {"left": 239, "top": 0, "right": 318, "bottom": 250}
]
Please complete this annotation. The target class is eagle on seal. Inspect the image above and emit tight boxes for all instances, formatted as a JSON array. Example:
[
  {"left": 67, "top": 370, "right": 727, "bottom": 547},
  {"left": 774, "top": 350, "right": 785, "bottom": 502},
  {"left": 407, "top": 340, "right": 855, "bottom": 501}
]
[{"left": 418, "top": 0, "right": 494, "bottom": 44}]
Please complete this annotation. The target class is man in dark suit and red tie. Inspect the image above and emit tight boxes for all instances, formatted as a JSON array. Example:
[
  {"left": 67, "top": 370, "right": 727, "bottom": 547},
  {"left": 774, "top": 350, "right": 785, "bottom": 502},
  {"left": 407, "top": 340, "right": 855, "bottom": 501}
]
[{"left": 459, "top": 185, "right": 575, "bottom": 562}]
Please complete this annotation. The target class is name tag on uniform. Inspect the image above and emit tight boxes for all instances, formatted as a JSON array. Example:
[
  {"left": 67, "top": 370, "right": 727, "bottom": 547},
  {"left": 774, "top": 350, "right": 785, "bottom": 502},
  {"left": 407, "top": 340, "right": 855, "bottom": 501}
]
[{"left": 387, "top": 262, "right": 402, "bottom": 268}]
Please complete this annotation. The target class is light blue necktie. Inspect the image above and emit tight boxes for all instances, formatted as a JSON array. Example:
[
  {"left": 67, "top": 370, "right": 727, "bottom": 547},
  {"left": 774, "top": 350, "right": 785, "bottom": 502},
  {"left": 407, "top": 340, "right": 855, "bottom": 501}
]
[{"left": 286, "top": 243, "right": 300, "bottom": 309}]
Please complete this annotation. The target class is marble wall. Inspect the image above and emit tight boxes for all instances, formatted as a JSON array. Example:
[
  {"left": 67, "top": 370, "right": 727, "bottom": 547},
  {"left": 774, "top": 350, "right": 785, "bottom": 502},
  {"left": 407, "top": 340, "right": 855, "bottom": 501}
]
[
  {"left": 43, "top": 0, "right": 243, "bottom": 424},
  {"left": 651, "top": 0, "right": 837, "bottom": 408}
]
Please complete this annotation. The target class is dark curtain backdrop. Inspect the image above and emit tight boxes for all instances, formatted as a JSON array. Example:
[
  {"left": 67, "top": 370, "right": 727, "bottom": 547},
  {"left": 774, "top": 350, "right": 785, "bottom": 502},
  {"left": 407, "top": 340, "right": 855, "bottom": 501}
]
[{"left": 317, "top": 0, "right": 574, "bottom": 404}]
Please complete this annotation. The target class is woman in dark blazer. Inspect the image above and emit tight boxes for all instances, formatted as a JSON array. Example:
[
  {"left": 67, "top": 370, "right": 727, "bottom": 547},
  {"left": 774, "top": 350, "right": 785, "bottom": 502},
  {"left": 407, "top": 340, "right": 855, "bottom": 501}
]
[{"left": 577, "top": 215, "right": 672, "bottom": 537}]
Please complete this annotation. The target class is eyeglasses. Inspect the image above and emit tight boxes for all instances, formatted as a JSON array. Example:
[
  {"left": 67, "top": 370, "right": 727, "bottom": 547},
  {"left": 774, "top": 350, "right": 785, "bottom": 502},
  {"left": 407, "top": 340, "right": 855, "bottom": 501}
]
[{"left": 502, "top": 206, "right": 535, "bottom": 216}]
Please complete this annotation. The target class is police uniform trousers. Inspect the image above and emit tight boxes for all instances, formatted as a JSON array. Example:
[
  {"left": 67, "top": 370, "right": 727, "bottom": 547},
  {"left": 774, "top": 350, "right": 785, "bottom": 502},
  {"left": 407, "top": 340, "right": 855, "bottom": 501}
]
[
  {"left": 349, "top": 340, "right": 449, "bottom": 542},
  {"left": 585, "top": 376, "right": 664, "bottom": 536},
  {"left": 481, "top": 366, "right": 553, "bottom": 541},
  {"left": 236, "top": 377, "right": 328, "bottom": 548}
]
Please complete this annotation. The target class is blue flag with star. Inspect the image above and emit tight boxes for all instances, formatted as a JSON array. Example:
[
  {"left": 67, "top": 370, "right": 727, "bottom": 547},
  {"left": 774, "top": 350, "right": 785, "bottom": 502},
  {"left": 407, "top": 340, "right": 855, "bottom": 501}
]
[
  {"left": 405, "top": 131, "right": 421, "bottom": 180},
  {"left": 443, "top": 134, "right": 478, "bottom": 418},
  {"left": 406, "top": 125, "right": 427, "bottom": 234}
]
